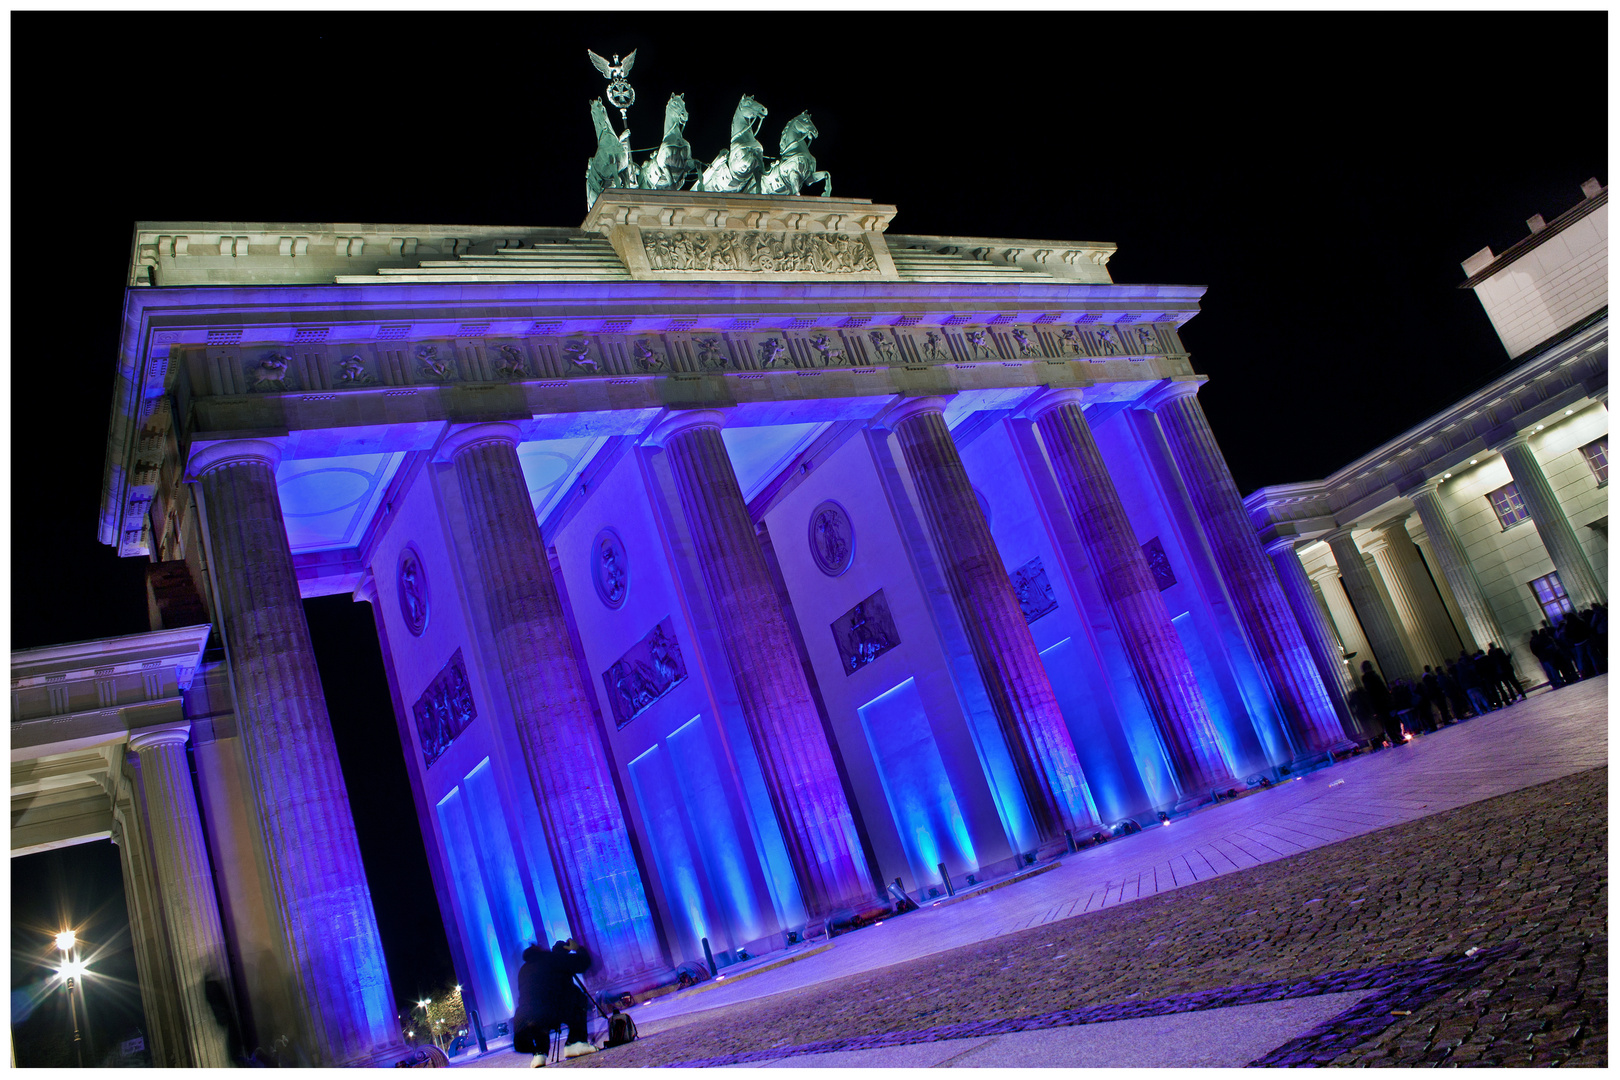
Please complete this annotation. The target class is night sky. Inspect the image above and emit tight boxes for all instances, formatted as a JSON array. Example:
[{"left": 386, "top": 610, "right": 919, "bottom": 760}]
[{"left": 9, "top": 10, "right": 1606, "bottom": 1057}]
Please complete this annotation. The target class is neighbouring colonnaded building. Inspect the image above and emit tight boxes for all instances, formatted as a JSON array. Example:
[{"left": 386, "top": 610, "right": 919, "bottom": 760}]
[
  {"left": 9, "top": 63, "right": 1601, "bottom": 1059},
  {"left": 1248, "top": 179, "right": 1607, "bottom": 692}
]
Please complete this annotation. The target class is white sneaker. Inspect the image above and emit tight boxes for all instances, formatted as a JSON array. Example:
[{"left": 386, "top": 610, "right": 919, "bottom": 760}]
[
  {"left": 563, "top": 1042, "right": 597, "bottom": 1058},
  {"left": 530, "top": 1053, "right": 546, "bottom": 1067}
]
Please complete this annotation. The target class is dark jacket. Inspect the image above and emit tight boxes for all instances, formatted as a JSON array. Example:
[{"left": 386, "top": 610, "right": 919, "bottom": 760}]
[
  {"left": 514, "top": 942, "right": 592, "bottom": 1029},
  {"left": 1361, "top": 669, "right": 1393, "bottom": 712}
]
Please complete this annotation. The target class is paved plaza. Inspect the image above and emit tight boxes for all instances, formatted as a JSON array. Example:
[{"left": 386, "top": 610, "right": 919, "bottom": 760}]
[{"left": 457, "top": 676, "right": 1607, "bottom": 1068}]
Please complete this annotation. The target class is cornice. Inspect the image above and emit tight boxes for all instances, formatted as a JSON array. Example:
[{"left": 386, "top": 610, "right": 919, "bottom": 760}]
[
  {"left": 11, "top": 625, "right": 212, "bottom": 688},
  {"left": 1245, "top": 315, "right": 1607, "bottom": 531}
]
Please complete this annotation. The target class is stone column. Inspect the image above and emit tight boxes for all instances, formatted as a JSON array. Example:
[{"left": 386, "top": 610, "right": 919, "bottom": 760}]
[
  {"left": 1324, "top": 527, "right": 1414, "bottom": 682},
  {"left": 1499, "top": 434, "right": 1607, "bottom": 608},
  {"left": 650, "top": 411, "right": 872, "bottom": 915},
  {"left": 191, "top": 440, "right": 398, "bottom": 1066},
  {"left": 112, "top": 781, "right": 184, "bottom": 1068},
  {"left": 128, "top": 723, "right": 232, "bottom": 1067},
  {"left": 1407, "top": 480, "right": 1507, "bottom": 652},
  {"left": 1308, "top": 561, "right": 1372, "bottom": 667},
  {"left": 1140, "top": 382, "right": 1345, "bottom": 753},
  {"left": 1405, "top": 517, "right": 1477, "bottom": 653},
  {"left": 883, "top": 397, "right": 1093, "bottom": 842},
  {"left": 1029, "top": 390, "right": 1234, "bottom": 795},
  {"left": 443, "top": 424, "right": 665, "bottom": 985},
  {"left": 1363, "top": 517, "right": 1464, "bottom": 668},
  {"left": 1263, "top": 538, "right": 1357, "bottom": 738}
]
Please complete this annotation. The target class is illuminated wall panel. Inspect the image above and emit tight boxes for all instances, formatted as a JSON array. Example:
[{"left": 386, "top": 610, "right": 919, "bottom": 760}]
[
  {"left": 627, "top": 744, "right": 714, "bottom": 967},
  {"left": 435, "top": 787, "right": 512, "bottom": 1016},
  {"left": 666, "top": 716, "right": 767, "bottom": 945},
  {"left": 1038, "top": 636, "right": 1148, "bottom": 824},
  {"left": 857, "top": 678, "right": 976, "bottom": 886},
  {"left": 463, "top": 760, "right": 538, "bottom": 957}
]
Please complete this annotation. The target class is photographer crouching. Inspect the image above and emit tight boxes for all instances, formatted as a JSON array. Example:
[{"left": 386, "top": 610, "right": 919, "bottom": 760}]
[{"left": 513, "top": 939, "right": 597, "bottom": 1066}]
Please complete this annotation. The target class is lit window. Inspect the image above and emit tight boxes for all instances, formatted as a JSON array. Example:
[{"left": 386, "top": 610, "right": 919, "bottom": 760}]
[
  {"left": 1488, "top": 483, "right": 1531, "bottom": 529},
  {"left": 1529, "top": 572, "right": 1574, "bottom": 623},
  {"left": 1581, "top": 437, "right": 1608, "bottom": 485}
]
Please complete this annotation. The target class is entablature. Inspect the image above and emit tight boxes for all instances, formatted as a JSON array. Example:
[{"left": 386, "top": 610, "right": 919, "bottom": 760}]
[
  {"left": 1246, "top": 314, "right": 1607, "bottom": 540},
  {"left": 103, "top": 280, "right": 1205, "bottom": 558}
]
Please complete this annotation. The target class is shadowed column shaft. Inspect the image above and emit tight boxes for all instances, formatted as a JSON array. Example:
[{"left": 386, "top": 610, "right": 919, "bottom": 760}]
[
  {"left": 1367, "top": 524, "right": 1463, "bottom": 666},
  {"left": 113, "top": 790, "right": 185, "bottom": 1067},
  {"left": 662, "top": 421, "right": 872, "bottom": 916},
  {"left": 891, "top": 406, "right": 1092, "bottom": 840},
  {"left": 451, "top": 436, "right": 664, "bottom": 985},
  {"left": 131, "top": 731, "right": 232, "bottom": 1067},
  {"left": 1149, "top": 392, "right": 1344, "bottom": 753},
  {"left": 198, "top": 455, "right": 398, "bottom": 1066},
  {"left": 1034, "top": 401, "right": 1234, "bottom": 793},
  {"left": 1325, "top": 530, "right": 1414, "bottom": 682},
  {"left": 1499, "top": 438, "right": 1606, "bottom": 608},
  {"left": 1409, "top": 485, "right": 1504, "bottom": 652},
  {"left": 1265, "top": 540, "right": 1357, "bottom": 739}
]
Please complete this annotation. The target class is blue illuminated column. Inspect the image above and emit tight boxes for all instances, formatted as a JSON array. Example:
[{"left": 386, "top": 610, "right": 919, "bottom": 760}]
[
  {"left": 443, "top": 423, "right": 666, "bottom": 989},
  {"left": 1138, "top": 382, "right": 1346, "bottom": 753},
  {"left": 1028, "top": 390, "right": 1235, "bottom": 796},
  {"left": 1263, "top": 538, "right": 1358, "bottom": 738},
  {"left": 191, "top": 440, "right": 399, "bottom": 1066},
  {"left": 882, "top": 396, "right": 1094, "bottom": 844},
  {"left": 648, "top": 409, "right": 874, "bottom": 918}
]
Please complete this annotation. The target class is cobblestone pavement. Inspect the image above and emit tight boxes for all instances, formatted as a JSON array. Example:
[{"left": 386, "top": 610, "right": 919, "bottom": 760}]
[{"left": 565, "top": 763, "right": 1605, "bottom": 1067}]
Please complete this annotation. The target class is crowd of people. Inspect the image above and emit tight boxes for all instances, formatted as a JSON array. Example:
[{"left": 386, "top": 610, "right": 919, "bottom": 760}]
[{"left": 1347, "top": 602, "right": 1606, "bottom": 748}]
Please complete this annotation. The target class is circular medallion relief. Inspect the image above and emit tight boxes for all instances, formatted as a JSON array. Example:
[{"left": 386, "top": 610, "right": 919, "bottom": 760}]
[
  {"left": 809, "top": 500, "right": 855, "bottom": 577},
  {"left": 397, "top": 547, "right": 429, "bottom": 637},
  {"left": 592, "top": 528, "right": 629, "bottom": 609}
]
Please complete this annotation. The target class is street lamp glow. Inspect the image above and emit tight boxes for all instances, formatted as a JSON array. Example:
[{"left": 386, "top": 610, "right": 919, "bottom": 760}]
[
  {"left": 54, "top": 930, "right": 77, "bottom": 952},
  {"left": 57, "top": 957, "right": 89, "bottom": 980}
]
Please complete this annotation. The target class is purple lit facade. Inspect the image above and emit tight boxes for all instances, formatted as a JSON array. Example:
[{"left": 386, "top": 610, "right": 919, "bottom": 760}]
[{"left": 98, "top": 198, "right": 1356, "bottom": 1058}]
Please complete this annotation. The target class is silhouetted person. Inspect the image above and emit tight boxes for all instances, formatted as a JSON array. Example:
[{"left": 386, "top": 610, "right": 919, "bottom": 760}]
[
  {"left": 1529, "top": 628, "right": 1564, "bottom": 688},
  {"left": 1487, "top": 642, "right": 1526, "bottom": 702},
  {"left": 1442, "top": 660, "right": 1474, "bottom": 718},
  {"left": 1561, "top": 609, "right": 1598, "bottom": 678},
  {"left": 1456, "top": 651, "right": 1492, "bottom": 715},
  {"left": 514, "top": 940, "right": 597, "bottom": 1064},
  {"left": 1360, "top": 661, "right": 1402, "bottom": 746},
  {"left": 1587, "top": 602, "right": 1607, "bottom": 671},
  {"left": 1421, "top": 665, "right": 1451, "bottom": 726}
]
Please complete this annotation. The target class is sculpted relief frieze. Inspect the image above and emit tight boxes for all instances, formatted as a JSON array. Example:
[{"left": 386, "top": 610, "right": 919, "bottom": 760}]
[
  {"left": 641, "top": 229, "right": 878, "bottom": 275},
  {"left": 170, "top": 319, "right": 1186, "bottom": 399}
]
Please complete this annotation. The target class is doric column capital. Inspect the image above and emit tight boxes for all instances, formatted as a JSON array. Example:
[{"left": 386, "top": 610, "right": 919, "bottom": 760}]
[
  {"left": 128, "top": 722, "right": 191, "bottom": 752},
  {"left": 1499, "top": 430, "right": 1535, "bottom": 452},
  {"left": 1262, "top": 535, "right": 1301, "bottom": 557},
  {"left": 641, "top": 408, "right": 728, "bottom": 446},
  {"left": 437, "top": 421, "right": 523, "bottom": 461},
  {"left": 878, "top": 395, "right": 953, "bottom": 430},
  {"left": 1020, "top": 386, "right": 1085, "bottom": 421},
  {"left": 188, "top": 438, "right": 282, "bottom": 477},
  {"left": 1321, "top": 524, "right": 1360, "bottom": 548},
  {"left": 1135, "top": 377, "right": 1207, "bottom": 413},
  {"left": 1372, "top": 512, "right": 1414, "bottom": 539}
]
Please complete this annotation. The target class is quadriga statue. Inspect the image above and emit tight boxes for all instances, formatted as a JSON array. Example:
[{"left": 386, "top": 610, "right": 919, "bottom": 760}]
[
  {"left": 585, "top": 98, "right": 631, "bottom": 209},
  {"left": 638, "top": 92, "right": 701, "bottom": 191},
  {"left": 694, "top": 94, "right": 768, "bottom": 194},
  {"left": 761, "top": 111, "right": 831, "bottom": 197}
]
